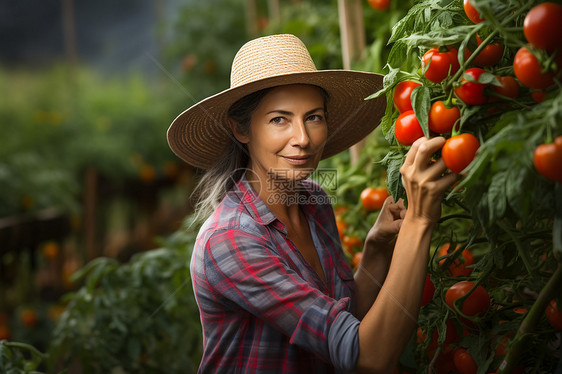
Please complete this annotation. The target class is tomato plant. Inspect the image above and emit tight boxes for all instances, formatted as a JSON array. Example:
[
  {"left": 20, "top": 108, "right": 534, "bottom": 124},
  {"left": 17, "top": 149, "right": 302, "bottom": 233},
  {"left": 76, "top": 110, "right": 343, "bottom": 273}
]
[
  {"left": 428, "top": 101, "right": 460, "bottom": 134},
  {"left": 533, "top": 136, "right": 562, "bottom": 182},
  {"left": 336, "top": 218, "right": 348, "bottom": 239},
  {"left": 360, "top": 187, "right": 389, "bottom": 211},
  {"left": 368, "top": 0, "right": 391, "bottom": 11},
  {"left": 491, "top": 76, "right": 519, "bottom": 101},
  {"left": 342, "top": 235, "right": 363, "bottom": 255},
  {"left": 420, "top": 274, "right": 435, "bottom": 306},
  {"left": 352, "top": 251, "right": 363, "bottom": 269},
  {"left": 349, "top": 0, "right": 562, "bottom": 371},
  {"left": 513, "top": 46, "right": 561, "bottom": 89},
  {"left": 393, "top": 80, "right": 422, "bottom": 113},
  {"left": 465, "top": 34, "right": 503, "bottom": 67},
  {"left": 545, "top": 300, "right": 562, "bottom": 331},
  {"left": 523, "top": 2, "right": 562, "bottom": 52},
  {"left": 531, "top": 90, "right": 546, "bottom": 103},
  {"left": 454, "top": 68, "right": 489, "bottom": 105},
  {"left": 441, "top": 133, "right": 480, "bottom": 174},
  {"left": 463, "top": 0, "right": 483, "bottom": 23},
  {"left": 20, "top": 309, "right": 38, "bottom": 329},
  {"left": 453, "top": 348, "right": 477, "bottom": 374},
  {"left": 437, "top": 244, "right": 474, "bottom": 277},
  {"left": 421, "top": 46, "right": 460, "bottom": 83},
  {"left": 394, "top": 110, "right": 424, "bottom": 145},
  {"left": 445, "top": 281, "right": 490, "bottom": 317}
]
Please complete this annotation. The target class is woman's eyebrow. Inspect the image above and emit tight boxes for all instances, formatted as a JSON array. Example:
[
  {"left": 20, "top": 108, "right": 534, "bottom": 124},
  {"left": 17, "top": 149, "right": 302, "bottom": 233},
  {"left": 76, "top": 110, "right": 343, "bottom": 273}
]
[{"left": 266, "top": 107, "right": 325, "bottom": 116}]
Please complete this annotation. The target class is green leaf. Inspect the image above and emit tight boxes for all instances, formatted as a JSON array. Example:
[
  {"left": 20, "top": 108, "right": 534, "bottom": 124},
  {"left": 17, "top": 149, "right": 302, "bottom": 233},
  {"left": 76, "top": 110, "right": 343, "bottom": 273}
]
[
  {"left": 487, "top": 170, "right": 507, "bottom": 222},
  {"left": 411, "top": 86, "right": 431, "bottom": 138},
  {"left": 505, "top": 165, "right": 529, "bottom": 218},
  {"left": 380, "top": 93, "right": 397, "bottom": 137},
  {"left": 380, "top": 150, "right": 406, "bottom": 204}
]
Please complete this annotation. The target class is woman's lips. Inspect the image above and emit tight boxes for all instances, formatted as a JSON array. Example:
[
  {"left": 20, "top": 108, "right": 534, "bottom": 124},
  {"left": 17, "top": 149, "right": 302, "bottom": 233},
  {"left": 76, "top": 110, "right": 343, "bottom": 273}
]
[{"left": 282, "top": 155, "right": 312, "bottom": 165}]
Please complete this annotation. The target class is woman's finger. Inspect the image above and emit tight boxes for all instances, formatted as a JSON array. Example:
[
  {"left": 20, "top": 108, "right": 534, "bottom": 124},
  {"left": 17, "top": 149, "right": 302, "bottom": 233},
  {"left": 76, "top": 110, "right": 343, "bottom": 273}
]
[
  {"left": 413, "top": 137, "right": 446, "bottom": 171},
  {"left": 402, "top": 136, "right": 426, "bottom": 167},
  {"left": 425, "top": 158, "right": 449, "bottom": 179}
]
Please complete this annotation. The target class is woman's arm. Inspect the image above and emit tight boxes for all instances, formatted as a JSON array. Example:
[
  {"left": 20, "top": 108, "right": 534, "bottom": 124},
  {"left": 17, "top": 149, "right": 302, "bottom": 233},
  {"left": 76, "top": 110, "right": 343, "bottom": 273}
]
[
  {"left": 354, "top": 137, "right": 458, "bottom": 373},
  {"left": 353, "top": 198, "right": 405, "bottom": 320}
]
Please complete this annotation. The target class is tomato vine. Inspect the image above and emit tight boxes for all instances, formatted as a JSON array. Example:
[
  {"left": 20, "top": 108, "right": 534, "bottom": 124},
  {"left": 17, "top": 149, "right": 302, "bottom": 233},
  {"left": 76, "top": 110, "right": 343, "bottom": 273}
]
[{"left": 366, "top": 0, "right": 562, "bottom": 371}]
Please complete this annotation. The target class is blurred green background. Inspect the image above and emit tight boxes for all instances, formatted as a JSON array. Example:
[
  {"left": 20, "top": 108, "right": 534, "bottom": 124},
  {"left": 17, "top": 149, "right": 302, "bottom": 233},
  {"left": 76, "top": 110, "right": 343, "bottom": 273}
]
[{"left": 0, "top": 0, "right": 410, "bottom": 372}]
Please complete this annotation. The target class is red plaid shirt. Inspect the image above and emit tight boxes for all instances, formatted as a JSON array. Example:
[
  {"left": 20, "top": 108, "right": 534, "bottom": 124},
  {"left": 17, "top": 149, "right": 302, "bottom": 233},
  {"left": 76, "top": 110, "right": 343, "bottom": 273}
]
[{"left": 191, "top": 174, "right": 360, "bottom": 373}]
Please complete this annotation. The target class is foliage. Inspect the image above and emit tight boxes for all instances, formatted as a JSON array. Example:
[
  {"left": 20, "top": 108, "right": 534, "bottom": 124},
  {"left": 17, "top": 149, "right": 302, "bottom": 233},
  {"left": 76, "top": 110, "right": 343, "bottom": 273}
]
[
  {"left": 0, "top": 66, "right": 184, "bottom": 217},
  {"left": 0, "top": 340, "right": 50, "bottom": 374},
  {"left": 47, "top": 217, "right": 201, "bottom": 374},
  {"left": 357, "top": 0, "right": 562, "bottom": 371},
  {"left": 164, "top": 0, "right": 249, "bottom": 102}
]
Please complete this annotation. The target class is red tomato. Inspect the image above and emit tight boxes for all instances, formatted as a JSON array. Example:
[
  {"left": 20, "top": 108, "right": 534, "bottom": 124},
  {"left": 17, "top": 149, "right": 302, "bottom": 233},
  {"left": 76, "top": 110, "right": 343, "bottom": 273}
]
[
  {"left": 465, "top": 34, "right": 503, "bottom": 67},
  {"left": 445, "top": 281, "right": 490, "bottom": 317},
  {"left": 464, "top": 0, "right": 483, "bottom": 23},
  {"left": 533, "top": 136, "right": 562, "bottom": 182},
  {"left": 524, "top": 2, "right": 562, "bottom": 52},
  {"left": 531, "top": 91, "right": 546, "bottom": 103},
  {"left": 442, "top": 133, "right": 480, "bottom": 174},
  {"left": 368, "top": 0, "right": 391, "bottom": 11},
  {"left": 394, "top": 110, "right": 424, "bottom": 146},
  {"left": 453, "top": 348, "right": 478, "bottom": 374},
  {"left": 393, "top": 81, "right": 422, "bottom": 113},
  {"left": 336, "top": 218, "right": 348, "bottom": 239},
  {"left": 352, "top": 251, "right": 363, "bottom": 268},
  {"left": 438, "top": 244, "right": 474, "bottom": 277},
  {"left": 342, "top": 235, "right": 363, "bottom": 255},
  {"left": 545, "top": 300, "right": 562, "bottom": 330},
  {"left": 491, "top": 76, "right": 519, "bottom": 101},
  {"left": 421, "top": 273, "right": 435, "bottom": 306},
  {"left": 495, "top": 334, "right": 510, "bottom": 357},
  {"left": 513, "top": 46, "right": 562, "bottom": 89},
  {"left": 428, "top": 101, "right": 460, "bottom": 134},
  {"left": 421, "top": 47, "right": 460, "bottom": 83},
  {"left": 454, "top": 68, "right": 489, "bottom": 105},
  {"left": 360, "top": 187, "right": 389, "bottom": 211}
]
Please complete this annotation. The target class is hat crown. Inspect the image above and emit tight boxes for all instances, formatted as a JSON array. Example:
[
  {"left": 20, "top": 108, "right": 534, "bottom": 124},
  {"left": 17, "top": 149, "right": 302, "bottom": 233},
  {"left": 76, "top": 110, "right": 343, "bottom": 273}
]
[{"left": 230, "top": 34, "right": 317, "bottom": 88}]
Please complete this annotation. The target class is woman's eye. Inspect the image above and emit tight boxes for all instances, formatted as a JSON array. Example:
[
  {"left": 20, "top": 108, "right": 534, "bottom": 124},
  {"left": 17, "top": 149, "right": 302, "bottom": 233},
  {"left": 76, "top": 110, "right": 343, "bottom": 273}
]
[
  {"left": 307, "top": 114, "right": 324, "bottom": 122},
  {"left": 270, "top": 117, "right": 286, "bottom": 125}
]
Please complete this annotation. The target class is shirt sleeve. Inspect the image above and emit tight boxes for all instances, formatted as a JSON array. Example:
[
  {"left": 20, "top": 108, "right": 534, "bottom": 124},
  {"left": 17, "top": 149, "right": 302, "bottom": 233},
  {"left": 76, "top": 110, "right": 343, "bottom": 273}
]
[{"left": 203, "top": 227, "right": 360, "bottom": 371}]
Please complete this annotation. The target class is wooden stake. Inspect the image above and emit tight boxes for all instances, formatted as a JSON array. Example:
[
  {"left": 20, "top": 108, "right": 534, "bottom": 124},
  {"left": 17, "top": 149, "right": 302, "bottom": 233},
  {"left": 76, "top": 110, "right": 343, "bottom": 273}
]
[
  {"left": 246, "top": 0, "right": 259, "bottom": 38},
  {"left": 338, "top": 0, "right": 367, "bottom": 164}
]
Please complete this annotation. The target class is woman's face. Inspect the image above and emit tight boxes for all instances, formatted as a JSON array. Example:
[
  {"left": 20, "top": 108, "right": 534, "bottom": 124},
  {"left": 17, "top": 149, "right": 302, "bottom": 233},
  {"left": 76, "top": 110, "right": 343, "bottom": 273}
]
[{"left": 238, "top": 84, "right": 328, "bottom": 184}]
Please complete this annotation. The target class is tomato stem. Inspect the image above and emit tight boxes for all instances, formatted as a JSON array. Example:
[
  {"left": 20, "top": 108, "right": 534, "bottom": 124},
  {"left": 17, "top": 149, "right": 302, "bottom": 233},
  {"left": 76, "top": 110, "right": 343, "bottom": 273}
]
[
  {"left": 498, "top": 262, "right": 562, "bottom": 373},
  {"left": 449, "top": 3, "right": 533, "bottom": 85},
  {"left": 497, "top": 221, "right": 534, "bottom": 274}
]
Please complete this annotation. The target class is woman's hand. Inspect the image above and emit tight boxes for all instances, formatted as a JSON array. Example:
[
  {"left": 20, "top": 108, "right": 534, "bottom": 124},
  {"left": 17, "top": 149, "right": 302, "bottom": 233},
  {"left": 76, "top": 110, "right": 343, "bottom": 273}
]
[
  {"left": 364, "top": 196, "right": 406, "bottom": 255},
  {"left": 400, "top": 136, "right": 458, "bottom": 226}
]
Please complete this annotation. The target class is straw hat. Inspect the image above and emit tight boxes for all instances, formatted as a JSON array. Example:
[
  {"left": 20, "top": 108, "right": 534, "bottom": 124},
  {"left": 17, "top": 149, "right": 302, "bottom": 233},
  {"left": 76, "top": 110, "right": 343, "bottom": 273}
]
[{"left": 167, "top": 34, "right": 386, "bottom": 169}]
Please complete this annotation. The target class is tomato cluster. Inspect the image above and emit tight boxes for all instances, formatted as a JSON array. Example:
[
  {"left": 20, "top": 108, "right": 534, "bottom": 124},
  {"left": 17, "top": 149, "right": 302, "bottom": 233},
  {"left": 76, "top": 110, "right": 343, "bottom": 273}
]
[
  {"left": 374, "top": 0, "right": 561, "bottom": 370},
  {"left": 515, "top": 3, "right": 562, "bottom": 91}
]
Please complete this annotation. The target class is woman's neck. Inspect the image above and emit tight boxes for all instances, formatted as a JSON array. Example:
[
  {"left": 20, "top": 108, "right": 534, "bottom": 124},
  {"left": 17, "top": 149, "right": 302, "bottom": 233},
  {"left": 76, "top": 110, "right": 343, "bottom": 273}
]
[{"left": 245, "top": 169, "right": 304, "bottom": 225}]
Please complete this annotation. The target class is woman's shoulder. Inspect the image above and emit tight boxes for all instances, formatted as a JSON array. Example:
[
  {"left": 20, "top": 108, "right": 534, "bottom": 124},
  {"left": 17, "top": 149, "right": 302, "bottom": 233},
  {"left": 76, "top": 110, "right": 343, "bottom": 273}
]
[{"left": 197, "top": 197, "right": 270, "bottom": 243}]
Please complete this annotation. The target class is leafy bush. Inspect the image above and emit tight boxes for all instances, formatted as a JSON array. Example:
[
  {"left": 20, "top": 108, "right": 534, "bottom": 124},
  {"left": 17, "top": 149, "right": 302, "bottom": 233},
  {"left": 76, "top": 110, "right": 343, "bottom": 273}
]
[{"left": 48, "top": 218, "right": 202, "bottom": 373}]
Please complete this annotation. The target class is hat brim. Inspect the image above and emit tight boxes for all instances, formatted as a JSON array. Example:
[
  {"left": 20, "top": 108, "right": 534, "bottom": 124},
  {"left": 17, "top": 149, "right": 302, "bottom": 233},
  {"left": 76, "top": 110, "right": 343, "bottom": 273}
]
[{"left": 167, "top": 70, "right": 386, "bottom": 170}]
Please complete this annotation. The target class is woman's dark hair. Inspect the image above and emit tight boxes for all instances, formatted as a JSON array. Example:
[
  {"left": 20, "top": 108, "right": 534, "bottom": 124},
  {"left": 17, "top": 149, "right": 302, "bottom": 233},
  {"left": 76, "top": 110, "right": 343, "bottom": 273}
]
[{"left": 191, "top": 88, "right": 272, "bottom": 222}]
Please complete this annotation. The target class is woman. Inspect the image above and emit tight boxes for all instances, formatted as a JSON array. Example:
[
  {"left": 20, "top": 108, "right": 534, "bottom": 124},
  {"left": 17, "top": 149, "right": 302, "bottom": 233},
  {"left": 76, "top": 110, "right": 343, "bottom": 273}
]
[{"left": 167, "top": 34, "right": 457, "bottom": 373}]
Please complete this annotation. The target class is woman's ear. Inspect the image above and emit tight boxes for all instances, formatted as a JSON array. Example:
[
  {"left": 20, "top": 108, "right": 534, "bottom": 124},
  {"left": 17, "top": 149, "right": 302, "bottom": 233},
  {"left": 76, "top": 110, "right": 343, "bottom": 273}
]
[{"left": 229, "top": 119, "right": 249, "bottom": 144}]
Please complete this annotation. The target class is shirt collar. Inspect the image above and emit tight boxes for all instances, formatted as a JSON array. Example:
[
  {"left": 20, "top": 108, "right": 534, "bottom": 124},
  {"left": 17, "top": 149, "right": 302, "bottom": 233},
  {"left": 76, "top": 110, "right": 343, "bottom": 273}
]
[{"left": 232, "top": 173, "right": 319, "bottom": 230}]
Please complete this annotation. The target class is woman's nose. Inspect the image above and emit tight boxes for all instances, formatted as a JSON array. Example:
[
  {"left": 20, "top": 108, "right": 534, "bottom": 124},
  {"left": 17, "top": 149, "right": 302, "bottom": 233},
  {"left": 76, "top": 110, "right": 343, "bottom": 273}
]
[{"left": 291, "top": 120, "right": 310, "bottom": 148}]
